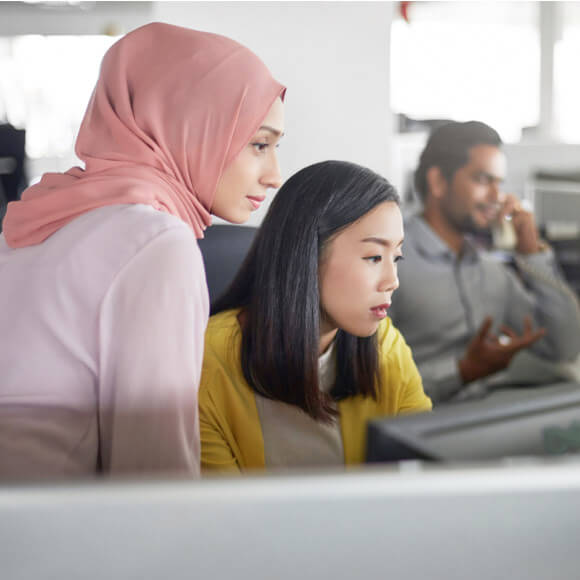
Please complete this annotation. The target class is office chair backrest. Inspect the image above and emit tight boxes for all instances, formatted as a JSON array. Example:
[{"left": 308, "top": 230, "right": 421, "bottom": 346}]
[
  {"left": 0, "top": 124, "right": 27, "bottom": 232},
  {"left": 197, "top": 224, "right": 258, "bottom": 305},
  {"left": 0, "top": 124, "right": 26, "bottom": 203}
]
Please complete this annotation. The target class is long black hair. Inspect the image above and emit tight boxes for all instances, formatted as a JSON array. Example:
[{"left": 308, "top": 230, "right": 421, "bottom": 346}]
[{"left": 213, "top": 160, "right": 400, "bottom": 422}]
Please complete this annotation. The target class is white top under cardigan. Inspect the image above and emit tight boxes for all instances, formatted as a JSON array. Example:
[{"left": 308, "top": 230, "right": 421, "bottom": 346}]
[
  {"left": 255, "top": 341, "right": 344, "bottom": 469},
  {"left": 0, "top": 204, "right": 209, "bottom": 480}
]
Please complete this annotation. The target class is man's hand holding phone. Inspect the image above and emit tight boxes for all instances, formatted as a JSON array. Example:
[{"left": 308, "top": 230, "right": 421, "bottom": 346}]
[{"left": 494, "top": 193, "right": 542, "bottom": 254}]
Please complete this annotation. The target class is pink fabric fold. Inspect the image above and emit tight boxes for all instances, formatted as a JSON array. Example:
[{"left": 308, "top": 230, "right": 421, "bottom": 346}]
[{"left": 3, "top": 22, "right": 285, "bottom": 247}]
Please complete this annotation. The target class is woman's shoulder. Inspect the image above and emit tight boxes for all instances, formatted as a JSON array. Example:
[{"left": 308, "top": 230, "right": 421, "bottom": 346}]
[
  {"left": 107, "top": 204, "right": 196, "bottom": 245},
  {"left": 372, "top": 316, "right": 430, "bottom": 412},
  {"left": 48, "top": 204, "right": 199, "bottom": 269},
  {"left": 376, "top": 316, "right": 416, "bottom": 367},
  {"left": 204, "top": 309, "right": 242, "bottom": 356},
  {"left": 206, "top": 309, "right": 241, "bottom": 335},
  {"left": 87, "top": 204, "right": 204, "bottom": 287}
]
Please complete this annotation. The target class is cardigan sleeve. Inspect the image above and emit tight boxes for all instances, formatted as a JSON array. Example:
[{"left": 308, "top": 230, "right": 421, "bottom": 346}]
[
  {"left": 199, "top": 365, "right": 242, "bottom": 474},
  {"left": 98, "top": 225, "right": 208, "bottom": 476}
]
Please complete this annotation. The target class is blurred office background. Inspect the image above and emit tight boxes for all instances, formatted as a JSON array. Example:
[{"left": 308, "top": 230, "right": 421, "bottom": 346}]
[{"left": 0, "top": 1, "right": 579, "bottom": 247}]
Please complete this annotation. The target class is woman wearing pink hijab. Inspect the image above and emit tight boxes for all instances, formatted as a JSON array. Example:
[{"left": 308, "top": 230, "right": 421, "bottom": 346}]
[{"left": 0, "top": 22, "right": 285, "bottom": 480}]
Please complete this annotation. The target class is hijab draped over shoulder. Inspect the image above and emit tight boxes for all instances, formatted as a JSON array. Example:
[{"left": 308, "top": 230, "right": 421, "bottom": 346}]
[{"left": 3, "top": 22, "right": 285, "bottom": 247}]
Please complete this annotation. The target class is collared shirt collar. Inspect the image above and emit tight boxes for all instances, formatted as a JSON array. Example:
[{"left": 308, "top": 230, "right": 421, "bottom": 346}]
[{"left": 404, "top": 213, "right": 480, "bottom": 263}]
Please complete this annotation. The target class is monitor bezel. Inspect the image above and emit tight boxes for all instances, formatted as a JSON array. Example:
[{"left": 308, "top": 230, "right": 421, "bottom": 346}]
[{"left": 366, "top": 381, "right": 580, "bottom": 463}]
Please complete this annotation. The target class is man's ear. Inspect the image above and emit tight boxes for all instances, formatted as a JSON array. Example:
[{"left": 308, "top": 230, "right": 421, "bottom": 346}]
[{"left": 426, "top": 166, "right": 448, "bottom": 200}]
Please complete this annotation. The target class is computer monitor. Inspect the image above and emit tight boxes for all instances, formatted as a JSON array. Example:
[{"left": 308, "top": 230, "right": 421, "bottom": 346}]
[
  {"left": 366, "top": 382, "right": 580, "bottom": 463},
  {"left": 3, "top": 462, "right": 580, "bottom": 580}
]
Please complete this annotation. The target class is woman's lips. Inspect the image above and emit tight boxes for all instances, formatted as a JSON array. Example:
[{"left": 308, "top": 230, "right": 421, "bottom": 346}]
[
  {"left": 370, "top": 303, "right": 390, "bottom": 319},
  {"left": 247, "top": 196, "right": 265, "bottom": 209}
]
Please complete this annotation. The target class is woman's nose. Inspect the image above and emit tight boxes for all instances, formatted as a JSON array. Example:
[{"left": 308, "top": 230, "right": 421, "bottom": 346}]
[
  {"left": 261, "top": 152, "right": 282, "bottom": 189},
  {"left": 379, "top": 264, "right": 399, "bottom": 293}
]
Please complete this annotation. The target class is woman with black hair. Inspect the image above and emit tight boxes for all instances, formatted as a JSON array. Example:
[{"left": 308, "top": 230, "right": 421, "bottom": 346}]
[{"left": 200, "top": 160, "right": 431, "bottom": 472}]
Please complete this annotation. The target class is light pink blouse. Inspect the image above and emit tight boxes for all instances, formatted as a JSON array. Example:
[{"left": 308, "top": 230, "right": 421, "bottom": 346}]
[{"left": 0, "top": 204, "right": 208, "bottom": 480}]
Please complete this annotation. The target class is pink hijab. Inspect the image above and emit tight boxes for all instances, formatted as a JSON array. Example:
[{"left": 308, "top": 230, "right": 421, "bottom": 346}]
[{"left": 3, "top": 22, "right": 285, "bottom": 247}]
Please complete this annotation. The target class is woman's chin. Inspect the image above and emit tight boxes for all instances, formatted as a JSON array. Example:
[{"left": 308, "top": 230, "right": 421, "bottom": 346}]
[
  {"left": 339, "top": 321, "right": 380, "bottom": 338},
  {"left": 211, "top": 209, "right": 250, "bottom": 225}
]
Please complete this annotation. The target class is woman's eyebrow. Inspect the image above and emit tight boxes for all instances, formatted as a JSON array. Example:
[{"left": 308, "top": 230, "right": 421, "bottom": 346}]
[
  {"left": 258, "top": 125, "right": 284, "bottom": 138},
  {"left": 361, "top": 237, "right": 404, "bottom": 247}
]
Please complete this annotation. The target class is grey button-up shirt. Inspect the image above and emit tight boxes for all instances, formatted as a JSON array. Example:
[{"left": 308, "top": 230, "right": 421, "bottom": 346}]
[{"left": 389, "top": 214, "right": 580, "bottom": 403}]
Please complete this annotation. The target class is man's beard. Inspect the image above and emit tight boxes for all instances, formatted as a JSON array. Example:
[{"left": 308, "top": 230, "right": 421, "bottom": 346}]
[
  {"left": 441, "top": 199, "right": 489, "bottom": 237},
  {"left": 454, "top": 213, "right": 488, "bottom": 236}
]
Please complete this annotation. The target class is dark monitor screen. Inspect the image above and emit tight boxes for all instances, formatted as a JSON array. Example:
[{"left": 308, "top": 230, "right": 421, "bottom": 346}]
[{"left": 366, "top": 382, "right": 580, "bottom": 463}]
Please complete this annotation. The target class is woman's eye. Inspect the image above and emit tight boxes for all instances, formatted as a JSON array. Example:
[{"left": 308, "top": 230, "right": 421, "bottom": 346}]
[
  {"left": 394, "top": 255, "right": 404, "bottom": 263},
  {"left": 364, "top": 256, "right": 382, "bottom": 264},
  {"left": 252, "top": 142, "right": 269, "bottom": 152}
]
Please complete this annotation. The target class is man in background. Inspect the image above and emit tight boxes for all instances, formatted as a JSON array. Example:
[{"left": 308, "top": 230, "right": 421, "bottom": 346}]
[{"left": 389, "top": 121, "right": 580, "bottom": 403}]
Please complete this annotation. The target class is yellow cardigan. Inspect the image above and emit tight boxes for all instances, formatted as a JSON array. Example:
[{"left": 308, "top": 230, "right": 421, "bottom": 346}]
[{"left": 199, "top": 310, "right": 432, "bottom": 473}]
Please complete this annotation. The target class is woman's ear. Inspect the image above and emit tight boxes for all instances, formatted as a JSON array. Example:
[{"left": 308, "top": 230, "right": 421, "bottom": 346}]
[{"left": 425, "top": 166, "right": 448, "bottom": 200}]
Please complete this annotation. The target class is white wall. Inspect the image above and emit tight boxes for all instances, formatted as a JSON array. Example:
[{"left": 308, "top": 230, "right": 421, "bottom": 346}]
[
  {"left": 152, "top": 1, "right": 395, "bottom": 225},
  {"left": 0, "top": 1, "right": 154, "bottom": 35}
]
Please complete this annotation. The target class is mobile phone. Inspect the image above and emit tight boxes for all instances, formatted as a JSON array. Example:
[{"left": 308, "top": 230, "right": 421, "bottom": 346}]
[{"left": 491, "top": 218, "right": 517, "bottom": 251}]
